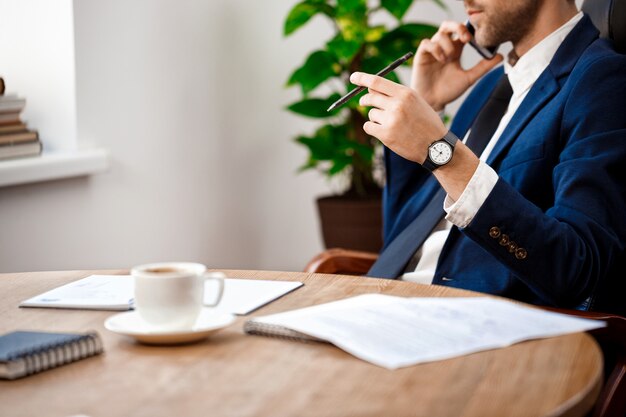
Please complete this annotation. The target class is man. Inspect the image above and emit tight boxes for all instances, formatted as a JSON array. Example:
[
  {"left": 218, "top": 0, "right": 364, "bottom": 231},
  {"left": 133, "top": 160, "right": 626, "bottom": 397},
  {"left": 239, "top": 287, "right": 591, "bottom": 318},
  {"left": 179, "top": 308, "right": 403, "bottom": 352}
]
[{"left": 349, "top": 0, "right": 626, "bottom": 314}]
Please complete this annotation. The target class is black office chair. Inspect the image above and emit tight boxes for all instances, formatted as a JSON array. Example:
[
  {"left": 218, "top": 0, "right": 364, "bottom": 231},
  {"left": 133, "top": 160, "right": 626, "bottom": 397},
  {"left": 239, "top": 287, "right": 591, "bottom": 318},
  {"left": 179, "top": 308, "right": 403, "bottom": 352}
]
[
  {"left": 583, "top": 0, "right": 626, "bottom": 53},
  {"left": 577, "top": 1, "right": 626, "bottom": 416}
]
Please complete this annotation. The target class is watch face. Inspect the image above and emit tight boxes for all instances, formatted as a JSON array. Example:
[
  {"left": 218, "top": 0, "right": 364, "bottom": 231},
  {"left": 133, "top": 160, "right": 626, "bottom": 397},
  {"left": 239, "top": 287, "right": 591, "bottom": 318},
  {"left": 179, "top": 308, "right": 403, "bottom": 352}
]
[{"left": 429, "top": 141, "right": 453, "bottom": 165}]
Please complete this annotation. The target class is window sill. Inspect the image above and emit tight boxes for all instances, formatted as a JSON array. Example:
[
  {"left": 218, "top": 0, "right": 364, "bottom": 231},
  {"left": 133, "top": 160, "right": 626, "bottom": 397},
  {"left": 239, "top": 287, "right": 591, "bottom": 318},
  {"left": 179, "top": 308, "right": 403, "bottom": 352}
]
[{"left": 0, "top": 148, "right": 109, "bottom": 187}]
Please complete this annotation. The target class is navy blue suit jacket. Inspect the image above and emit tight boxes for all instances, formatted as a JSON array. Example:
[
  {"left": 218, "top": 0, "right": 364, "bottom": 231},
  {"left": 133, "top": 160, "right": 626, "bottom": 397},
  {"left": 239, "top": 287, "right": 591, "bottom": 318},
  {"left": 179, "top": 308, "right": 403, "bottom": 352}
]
[{"left": 381, "top": 15, "right": 626, "bottom": 314}]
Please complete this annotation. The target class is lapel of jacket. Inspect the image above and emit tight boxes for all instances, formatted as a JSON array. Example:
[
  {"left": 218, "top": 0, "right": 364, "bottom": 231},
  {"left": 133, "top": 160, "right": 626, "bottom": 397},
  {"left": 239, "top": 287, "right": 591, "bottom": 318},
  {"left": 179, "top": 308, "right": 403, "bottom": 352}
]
[{"left": 486, "top": 15, "right": 599, "bottom": 168}]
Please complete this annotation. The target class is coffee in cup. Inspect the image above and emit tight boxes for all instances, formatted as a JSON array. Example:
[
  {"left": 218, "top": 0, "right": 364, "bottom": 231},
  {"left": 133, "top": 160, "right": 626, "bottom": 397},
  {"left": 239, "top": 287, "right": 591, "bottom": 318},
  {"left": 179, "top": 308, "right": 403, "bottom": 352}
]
[{"left": 132, "top": 262, "right": 224, "bottom": 331}]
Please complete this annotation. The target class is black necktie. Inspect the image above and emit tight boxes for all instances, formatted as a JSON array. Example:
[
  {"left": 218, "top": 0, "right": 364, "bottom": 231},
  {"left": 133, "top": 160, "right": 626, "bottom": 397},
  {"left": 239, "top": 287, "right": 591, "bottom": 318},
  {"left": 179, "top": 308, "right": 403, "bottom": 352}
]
[{"left": 367, "top": 74, "right": 513, "bottom": 279}]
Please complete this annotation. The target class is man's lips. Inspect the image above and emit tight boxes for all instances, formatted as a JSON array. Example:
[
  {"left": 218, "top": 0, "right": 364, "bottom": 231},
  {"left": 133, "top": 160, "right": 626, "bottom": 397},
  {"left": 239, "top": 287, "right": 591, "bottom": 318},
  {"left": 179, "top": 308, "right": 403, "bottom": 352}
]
[{"left": 467, "top": 9, "right": 482, "bottom": 16}]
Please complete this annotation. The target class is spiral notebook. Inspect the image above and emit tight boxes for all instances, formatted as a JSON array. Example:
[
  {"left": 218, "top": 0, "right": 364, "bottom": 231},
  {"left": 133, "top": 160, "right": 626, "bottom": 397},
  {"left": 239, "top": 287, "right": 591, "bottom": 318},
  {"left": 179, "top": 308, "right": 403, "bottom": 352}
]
[{"left": 0, "top": 330, "right": 103, "bottom": 380}]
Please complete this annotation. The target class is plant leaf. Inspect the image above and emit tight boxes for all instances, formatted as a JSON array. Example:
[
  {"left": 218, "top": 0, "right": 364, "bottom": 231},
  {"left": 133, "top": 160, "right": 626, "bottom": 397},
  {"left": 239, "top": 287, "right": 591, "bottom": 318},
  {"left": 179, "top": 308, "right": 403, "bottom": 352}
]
[
  {"left": 335, "top": 0, "right": 367, "bottom": 44},
  {"left": 381, "top": 0, "right": 413, "bottom": 20},
  {"left": 375, "top": 23, "right": 438, "bottom": 62},
  {"left": 286, "top": 50, "right": 339, "bottom": 95},
  {"left": 286, "top": 93, "right": 342, "bottom": 118},
  {"left": 296, "top": 136, "right": 336, "bottom": 161},
  {"left": 328, "top": 154, "right": 352, "bottom": 176},
  {"left": 350, "top": 140, "right": 375, "bottom": 160},
  {"left": 284, "top": 3, "right": 319, "bottom": 36},
  {"left": 294, "top": 121, "right": 377, "bottom": 179},
  {"left": 336, "top": 0, "right": 366, "bottom": 15},
  {"left": 296, "top": 124, "right": 344, "bottom": 161},
  {"left": 364, "top": 25, "right": 387, "bottom": 43},
  {"left": 337, "top": 17, "right": 367, "bottom": 44},
  {"left": 284, "top": 1, "right": 335, "bottom": 36},
  {"left": 326, "top": 34, "right": 362, "bottom": 61},
  {"left": 431, "top": 0, "right": 448, "bottom": 10},
  {"left": 297, "top": 159, "right": 318, "bottom": 172}
]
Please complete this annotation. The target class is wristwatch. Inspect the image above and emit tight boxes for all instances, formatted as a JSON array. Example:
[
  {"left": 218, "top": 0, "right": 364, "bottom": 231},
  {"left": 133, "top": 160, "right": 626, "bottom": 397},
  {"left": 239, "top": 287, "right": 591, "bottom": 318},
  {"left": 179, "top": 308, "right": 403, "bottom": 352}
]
[{"left": 422, "top": 131, "right": 459, "bottom": 171}]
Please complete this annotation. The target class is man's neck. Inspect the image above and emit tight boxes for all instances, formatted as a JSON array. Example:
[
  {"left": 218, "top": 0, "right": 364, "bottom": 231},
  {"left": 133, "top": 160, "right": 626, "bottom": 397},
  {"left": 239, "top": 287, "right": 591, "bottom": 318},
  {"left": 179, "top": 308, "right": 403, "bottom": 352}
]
[{"left": 512, "top": 3, "right": 579, "bottom": 58}]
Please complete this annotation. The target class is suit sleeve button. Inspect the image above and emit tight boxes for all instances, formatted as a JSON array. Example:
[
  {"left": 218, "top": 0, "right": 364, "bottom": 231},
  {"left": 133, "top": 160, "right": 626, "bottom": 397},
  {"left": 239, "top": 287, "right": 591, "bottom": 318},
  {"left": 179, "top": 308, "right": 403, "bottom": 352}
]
[
  {"left": 499, "top": 234, "right": 510, "bottom": 246},
  {"left": 515, "top": 248, "right": 528, "bottom": 260},
  {"left": 507, "top": 241, "right": 518, "bottom": 253},
  {"left": 489, "top": 227, "right": 501, "bottom": 238}
]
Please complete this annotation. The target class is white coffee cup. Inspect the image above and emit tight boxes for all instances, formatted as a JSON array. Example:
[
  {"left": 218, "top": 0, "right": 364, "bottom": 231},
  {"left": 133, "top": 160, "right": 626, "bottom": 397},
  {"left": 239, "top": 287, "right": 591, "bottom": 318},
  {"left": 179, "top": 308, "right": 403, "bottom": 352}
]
[{"left": 132, "top": 262, "right": 225, "bottom": 331}]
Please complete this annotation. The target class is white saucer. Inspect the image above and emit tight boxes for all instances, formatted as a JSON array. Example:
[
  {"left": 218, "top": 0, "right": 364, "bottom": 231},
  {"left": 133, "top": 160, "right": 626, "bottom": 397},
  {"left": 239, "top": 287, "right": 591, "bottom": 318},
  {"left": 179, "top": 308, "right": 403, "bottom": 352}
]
[{"left": 104, "top": 308, "right": 236, "bottom": 345}]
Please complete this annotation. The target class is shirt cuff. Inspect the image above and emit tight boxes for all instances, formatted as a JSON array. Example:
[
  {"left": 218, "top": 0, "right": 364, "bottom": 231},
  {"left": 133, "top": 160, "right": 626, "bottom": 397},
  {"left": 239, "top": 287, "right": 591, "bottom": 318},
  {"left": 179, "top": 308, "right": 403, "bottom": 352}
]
[{"left": 443, "top": 161, "right": 499, "bottom": 228}]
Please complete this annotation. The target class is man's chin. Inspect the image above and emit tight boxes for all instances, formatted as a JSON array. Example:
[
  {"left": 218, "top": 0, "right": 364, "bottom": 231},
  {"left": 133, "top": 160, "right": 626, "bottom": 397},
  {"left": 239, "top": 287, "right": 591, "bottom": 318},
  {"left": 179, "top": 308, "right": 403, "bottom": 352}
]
[
  {"left": 475, "top": 27, "right": 499, "bottom": 50},
  {"left": 474, "top": 33, "right": 492, "bottom": 48}
]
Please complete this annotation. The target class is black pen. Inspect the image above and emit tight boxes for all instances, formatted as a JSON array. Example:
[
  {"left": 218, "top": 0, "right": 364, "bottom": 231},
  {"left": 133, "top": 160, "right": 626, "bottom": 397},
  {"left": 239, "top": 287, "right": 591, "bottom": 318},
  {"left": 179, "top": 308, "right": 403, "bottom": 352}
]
[{"left": 327, "top": 51, "right": 414, "bottom": 112}]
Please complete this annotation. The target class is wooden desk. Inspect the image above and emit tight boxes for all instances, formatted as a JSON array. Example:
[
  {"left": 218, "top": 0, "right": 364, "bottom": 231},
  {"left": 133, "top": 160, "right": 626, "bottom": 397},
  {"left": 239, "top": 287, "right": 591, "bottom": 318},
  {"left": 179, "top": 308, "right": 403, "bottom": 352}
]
[{"left": 0, "top": 270, "right": 602, "bottom": 417}]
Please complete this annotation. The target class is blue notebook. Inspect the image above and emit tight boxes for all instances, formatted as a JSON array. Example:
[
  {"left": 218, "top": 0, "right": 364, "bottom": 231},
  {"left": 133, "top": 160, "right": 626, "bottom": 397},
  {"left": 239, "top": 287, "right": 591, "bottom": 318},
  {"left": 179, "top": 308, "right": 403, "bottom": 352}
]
[{"left": 0, "top": 330, "right": 103, "bottom": 380}]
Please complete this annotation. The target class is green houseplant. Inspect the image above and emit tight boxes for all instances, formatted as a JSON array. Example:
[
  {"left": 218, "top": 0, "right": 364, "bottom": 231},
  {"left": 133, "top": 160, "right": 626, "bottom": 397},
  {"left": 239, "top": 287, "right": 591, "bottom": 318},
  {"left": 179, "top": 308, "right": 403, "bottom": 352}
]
[{"left": 285, "top": 0, "right": 442, "bottom": 251}]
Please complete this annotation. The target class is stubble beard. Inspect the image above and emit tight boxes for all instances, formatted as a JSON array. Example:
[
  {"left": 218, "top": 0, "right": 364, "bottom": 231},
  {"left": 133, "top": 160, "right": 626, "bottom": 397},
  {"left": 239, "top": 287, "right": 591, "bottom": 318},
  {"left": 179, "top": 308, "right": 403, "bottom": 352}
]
[{"left": 472, "top": 0, "right": 543, "bottom": 49}]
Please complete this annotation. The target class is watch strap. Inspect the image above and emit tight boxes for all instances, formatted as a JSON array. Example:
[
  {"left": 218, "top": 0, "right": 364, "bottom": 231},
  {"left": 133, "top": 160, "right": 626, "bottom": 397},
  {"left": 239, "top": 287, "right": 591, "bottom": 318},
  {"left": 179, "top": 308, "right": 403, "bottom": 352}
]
[
  {"left": 422, "top": 155, "right": 438, "bottom": 172},
  {"left": 441, "top": 130, "right": 459, "bottom": 147}
]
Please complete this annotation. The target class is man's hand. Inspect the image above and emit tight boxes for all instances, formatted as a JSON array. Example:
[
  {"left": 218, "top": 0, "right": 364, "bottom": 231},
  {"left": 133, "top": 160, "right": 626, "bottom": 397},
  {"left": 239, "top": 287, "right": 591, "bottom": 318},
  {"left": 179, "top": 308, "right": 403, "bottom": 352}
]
[
  {"left": 412, "top": 21, "right": 503, "bottom": 111},
  {"left": 350, "top": 71, "right": 480, "bottom": 200},
  {"left": 351, "top": 72, "right": 447, "bottom": 164}
]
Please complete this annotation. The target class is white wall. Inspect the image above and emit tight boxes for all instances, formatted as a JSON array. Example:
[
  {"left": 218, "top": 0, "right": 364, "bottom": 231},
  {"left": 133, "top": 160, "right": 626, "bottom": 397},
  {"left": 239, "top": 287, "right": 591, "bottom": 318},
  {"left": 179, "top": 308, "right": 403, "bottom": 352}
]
[
  {"left": 0, "top": 0, "right": 77, "bottom": 151},
  {"left": 0, "top": 0, "right": 468, "bottom": 273}
]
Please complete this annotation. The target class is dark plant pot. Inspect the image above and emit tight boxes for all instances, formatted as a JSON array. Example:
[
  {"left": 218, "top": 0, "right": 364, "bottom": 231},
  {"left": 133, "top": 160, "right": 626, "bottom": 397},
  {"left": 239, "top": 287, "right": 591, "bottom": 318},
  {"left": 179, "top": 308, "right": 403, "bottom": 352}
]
[{"left": 316, "top": 194, "right": 383, "bottom": 253}]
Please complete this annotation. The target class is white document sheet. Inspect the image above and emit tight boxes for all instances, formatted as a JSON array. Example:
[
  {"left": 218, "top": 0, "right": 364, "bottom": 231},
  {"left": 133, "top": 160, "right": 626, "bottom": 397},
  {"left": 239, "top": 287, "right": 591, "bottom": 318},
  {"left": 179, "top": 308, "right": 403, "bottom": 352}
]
[
  {"left": 20, "top": 275, "right": 303, "bottom": 315},
  {"left": 248, "top": 294, "right": 605, "bottom": 369},
  {"left": 212, "top": 278, "right": 303, "bottom": 315},
  {"left": 20, "top": 275, "right": 135, "bottom": 310}
]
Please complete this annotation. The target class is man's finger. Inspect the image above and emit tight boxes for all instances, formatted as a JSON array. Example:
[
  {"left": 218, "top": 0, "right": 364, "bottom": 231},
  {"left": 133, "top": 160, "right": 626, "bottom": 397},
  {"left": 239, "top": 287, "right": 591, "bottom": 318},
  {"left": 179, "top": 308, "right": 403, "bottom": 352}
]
[
  {"left": 359, "top": 92, "right": 389, "bottom": 109},
  {"left": 433, "top": 32, "right": 460, "bottom": 60},
  {"left": 350, "top": 72, "right": 402, "bottom": 96},
  {"left": 438, "top": 20, "right": 472, "bottom": 43},
  {"left": 465, "top": 54, "right": 504, "bottom": 84},
  {"left": 363, "top": 121, "right": 384, "bottom": 139},
  {"left": 368, "top": 108, "right": 385, "bottom": 124},
  {"left": 418, "top": 39, "right": 447, "bottom": 63}
]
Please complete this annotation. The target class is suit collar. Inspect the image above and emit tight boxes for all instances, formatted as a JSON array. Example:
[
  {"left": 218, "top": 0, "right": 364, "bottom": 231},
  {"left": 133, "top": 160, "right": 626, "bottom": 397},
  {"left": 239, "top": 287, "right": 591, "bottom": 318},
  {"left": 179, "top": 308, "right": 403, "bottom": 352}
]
[
  {"left": 546, "top": 13, "right": 599, "bottom": 79},
  {"left": 486, "top": 15, "right": 599, "bottom": 167},
  {"left": 504, "top": 12, "right": 584, "bottom": 100}
]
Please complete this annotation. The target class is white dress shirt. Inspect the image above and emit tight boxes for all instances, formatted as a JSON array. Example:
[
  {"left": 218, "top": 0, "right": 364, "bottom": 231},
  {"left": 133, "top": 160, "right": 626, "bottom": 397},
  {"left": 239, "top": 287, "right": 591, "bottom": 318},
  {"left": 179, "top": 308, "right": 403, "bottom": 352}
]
[{"left": 402, "top": 12, "right": 584, "bottom": 284}]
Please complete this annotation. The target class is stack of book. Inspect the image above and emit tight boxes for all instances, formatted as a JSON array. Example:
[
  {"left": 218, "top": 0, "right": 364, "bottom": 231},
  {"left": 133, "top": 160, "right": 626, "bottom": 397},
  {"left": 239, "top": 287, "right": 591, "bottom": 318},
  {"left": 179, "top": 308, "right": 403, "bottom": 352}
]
[{"left": 0, "top": 77, "right": 42, "bottom": 161}]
